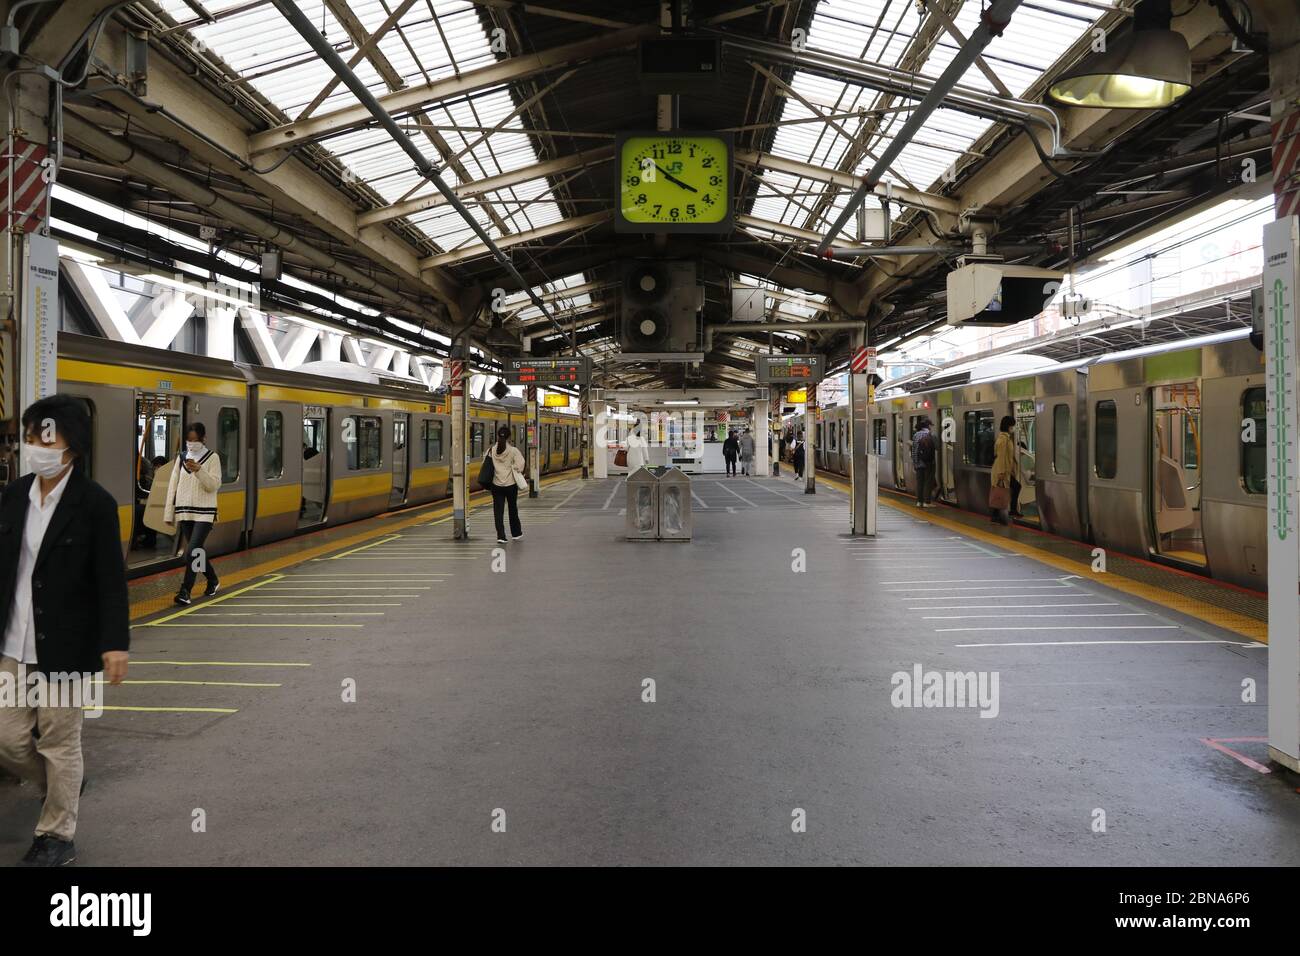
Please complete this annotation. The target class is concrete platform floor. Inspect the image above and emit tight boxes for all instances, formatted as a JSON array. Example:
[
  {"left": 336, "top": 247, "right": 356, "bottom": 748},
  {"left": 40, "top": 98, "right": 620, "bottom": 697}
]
[{"left": 2, "top": 474, "right": 1297, "bottom": 865}]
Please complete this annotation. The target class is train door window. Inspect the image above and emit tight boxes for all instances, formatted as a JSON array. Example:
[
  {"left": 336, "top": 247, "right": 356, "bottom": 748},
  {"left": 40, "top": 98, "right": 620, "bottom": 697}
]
[
  {"left": 1013, "top": 400, "right": 1038, "bottom": 523},
  {"left": 871, "top": 419, "right": 887, "bottom": 456},
  {"left": 422, "top": 419, "right": 443, "bottom": 462},
  {"left": 1094, "top": 400, "right": 1117, "bottom": 479},
  {"left": 262, "top": 410, "right": 284, "bottom": 479},
  {"left": 216, "top": 407, "right": 240, "bottom": 482},
  {"left": 345, "top": 415, "right": 382, "bottom": 470},
  {"left": 1242, "top": 387, "right": 1265, "bottom": 494},
  {"left": 963, "top": 410, "right": 995, "bottom": 467},
  {"left": 553, "top": 425, "right": 562, "bottom": 451},
  {"left": 1052, "top": 404, "right": 1072, "bottom": 475},
  {"left": 939, "top": 409, "right": 955, "bottom": 500},
  {"left": 1150, "top": 384, "right": 1204, "bottom": 565},
  {"left": 131, "top": 393, "right": 183, "bottom": 566},
  {"left": 829, "top": 421, "right": 837, "bottom": 451},
  {"left": 300, "top": 408, "right": 327, "bottom": 527},
  {"left": 892, "top": 412, "right": 906, "bottom": 488},
  {"left": 470, "top": 422, "right": 484, "bottom": 459}
]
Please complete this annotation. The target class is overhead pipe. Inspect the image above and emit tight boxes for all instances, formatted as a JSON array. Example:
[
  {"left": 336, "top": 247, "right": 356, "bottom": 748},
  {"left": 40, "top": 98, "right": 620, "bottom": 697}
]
[
  {"left": 811, "top": 0, "right": 1027, "bottom": 255},
  {"left": 705, "top": 320, "right": 867, "bottom": 352},
  {"left": 61, "top": 113, "right": 434, "bottom": 324},
  {"left": 268, "top": 0, "right": 569, "bottom": 347}
]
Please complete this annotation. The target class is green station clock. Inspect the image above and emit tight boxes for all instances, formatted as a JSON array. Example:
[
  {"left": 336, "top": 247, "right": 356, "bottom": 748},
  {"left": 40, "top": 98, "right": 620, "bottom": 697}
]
[{"left": 614, "top": 131, "right": 733, "bottom": 234}]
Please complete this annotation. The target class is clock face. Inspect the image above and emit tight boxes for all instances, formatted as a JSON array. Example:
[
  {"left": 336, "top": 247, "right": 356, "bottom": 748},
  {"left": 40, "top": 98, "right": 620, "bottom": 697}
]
[{"left": 618, "top": 134, "right": 730, "bottom": 230}]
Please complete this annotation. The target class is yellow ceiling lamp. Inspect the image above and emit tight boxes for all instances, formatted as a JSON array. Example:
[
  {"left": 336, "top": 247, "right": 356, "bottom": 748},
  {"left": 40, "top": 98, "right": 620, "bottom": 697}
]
[{"left": 1048, "top": 0, "right": 1191, "bottom": 110}]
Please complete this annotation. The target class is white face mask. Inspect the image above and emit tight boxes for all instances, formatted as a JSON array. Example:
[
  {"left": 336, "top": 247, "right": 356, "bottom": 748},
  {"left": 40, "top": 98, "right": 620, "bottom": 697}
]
[
  {"left": 25, "top": 443, "right": 70, "bottom": 479},
  {"left": 187, "top": 441, "right": 205, "bottom": 456}
]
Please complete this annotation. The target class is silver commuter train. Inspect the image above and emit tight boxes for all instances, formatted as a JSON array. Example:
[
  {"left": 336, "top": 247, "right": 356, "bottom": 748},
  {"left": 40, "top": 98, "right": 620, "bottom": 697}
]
[{"left": 813, "top": 329, "right": 1266, "bottom": 591}]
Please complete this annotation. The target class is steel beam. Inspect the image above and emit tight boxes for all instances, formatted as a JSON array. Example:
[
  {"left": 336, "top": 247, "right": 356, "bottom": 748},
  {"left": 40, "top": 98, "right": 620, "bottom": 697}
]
[
  {"left": 418, "top": 211, "right": 611, "bottom": 270},
  {"left": 734, "top": 149, "right": 959, "bottom": 215}
]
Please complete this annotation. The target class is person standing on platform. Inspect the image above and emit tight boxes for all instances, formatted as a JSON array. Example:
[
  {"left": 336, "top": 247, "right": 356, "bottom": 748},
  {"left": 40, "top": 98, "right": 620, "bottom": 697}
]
[
  {"left": 486, "top": 425, "right": 526, "bottom": 544},
  {"left": 625, "top": 422, "right": 647, "bottom": 473},
  {"left": 990, "top": 415, "right": 1018, "bottom": 526},
  {"left": 722, "top": 429, "right": 740, "bottom": 477},
  {"left": 0, "top": 395, "right": 130, "bottom": 867},
  {"left": 911, "top": 417, "right": 936, "bottom": 508},
  {"left": 792, "top": 436, "right": 806, "bottom": 480},
  {"left": 165, "top": 423, "right": 222, "bottom": 606},
  {"left": 739, "top": 428, "right": 755, "bottom": 476}
]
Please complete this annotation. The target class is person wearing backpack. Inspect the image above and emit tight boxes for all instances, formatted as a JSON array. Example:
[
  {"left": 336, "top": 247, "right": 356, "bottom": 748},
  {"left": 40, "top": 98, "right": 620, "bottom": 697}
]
[
  {"left": 912, "top": 417, "right": 936, "bottom": 508},
  {"left": 481, "top": 425, "right": 526, "bottom": 544}
]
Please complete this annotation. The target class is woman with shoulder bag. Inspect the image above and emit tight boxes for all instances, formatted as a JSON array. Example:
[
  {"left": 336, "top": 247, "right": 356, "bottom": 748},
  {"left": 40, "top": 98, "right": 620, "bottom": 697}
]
[
  {"left": 484, "top": 425, "right": 526, "bottom": 544},
  {"left": 163, "top": 422, "right": 222, "bottom": 605},
  {"left": 989, "top": 415, "right": 1017, "bottom": 526}
]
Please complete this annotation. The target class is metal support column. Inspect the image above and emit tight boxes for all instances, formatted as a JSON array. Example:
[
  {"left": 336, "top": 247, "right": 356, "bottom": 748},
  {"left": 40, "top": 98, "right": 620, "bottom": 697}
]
[
  {"left": 850, "top": 372, "right": 875, "bottom": 535},
  {"left": 770, "top": 386, "right": 781, "bottom": 476},
  {"left": 752, "top": 397, "right": 769, "bottom": 480},
  {"left": 580, "top": 386, "right": 590, "bottom": 479},
  {"left": 526, "top": 384, "right": 540, "bottom": 498},
  {"left": 803, "top": 387, "right": 816, "bottom": 494},
  {"left": 592, "top": 400, "right": 609, "bottom": 478},
  {"left": 450, "top": 348, "right": 468, "bottom": 540}
]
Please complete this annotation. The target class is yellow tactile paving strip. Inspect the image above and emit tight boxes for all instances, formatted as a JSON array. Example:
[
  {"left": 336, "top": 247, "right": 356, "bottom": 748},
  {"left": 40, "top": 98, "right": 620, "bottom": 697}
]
[
  {"left": 817, "top": 474, "right": 1268, "bottom": 645},
  {"left": 128, "top": 472, "right": 575, "bottom": 621}
]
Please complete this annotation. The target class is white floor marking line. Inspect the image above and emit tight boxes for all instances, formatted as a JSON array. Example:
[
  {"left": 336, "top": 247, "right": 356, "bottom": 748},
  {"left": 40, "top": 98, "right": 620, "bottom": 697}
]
[
  {"left": 726, "top": 506, "right": 736, "bottom": 513},
  {"left": 550, "top": 483, "right": 586, "bottom": 511},
  {"left": 935, "top": 625, "right": 1179, "bottom": 633},
  {"left": 327, "top": 534, "right": 403, "bottom": 560},
  {"left": 691, "top": 489, "right": 710, "bottom": 509},
  {"left": 910, "top": 602, "right": 1119, "bottom": 610},
  {"left": 602, "top": 483, "right": 621, "bottom": 510},
  {"left": 881, "top": 578, "right": 1071, "bottom": 584},
  {"left": 741, "top": 478, "right": 808, "bottom": 506},
  {"left": 924, "top": 613, "right": 1147, "bottom": 620},
  {"left": 221, "top": 603, "right": 402, "bottom": 607},
  {"left": 618, "top": 507, "right": 626, "bottom": 516},
  {"left": 956, "top": 640, "right": 1264, "bottom": 648},
  {"left": 899, "top": 593, "right": 1086, "bottom": 602},
  {"left": 887, "top": 585, "right": 1075, "bottom": 592},
  {"left": 191, "top": 611, "right": 387, "bottom": 616},
  {"left": 714, "top": 481, "right": 757, "bottom": 507}
]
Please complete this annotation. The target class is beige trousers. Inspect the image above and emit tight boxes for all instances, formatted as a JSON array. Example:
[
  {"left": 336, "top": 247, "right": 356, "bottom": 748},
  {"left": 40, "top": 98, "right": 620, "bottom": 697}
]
[{"left": 0, "top": 655, "right": 84, "bottom": 840}]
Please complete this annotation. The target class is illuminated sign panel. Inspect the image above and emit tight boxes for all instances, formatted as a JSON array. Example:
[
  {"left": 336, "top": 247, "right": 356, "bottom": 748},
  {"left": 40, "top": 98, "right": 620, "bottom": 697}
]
[
  {"left": 506, "top": 357, "right": 592, "bottom": 385},
  {"left": 755, "top": 354, "right": 824, "bottom": 384}
]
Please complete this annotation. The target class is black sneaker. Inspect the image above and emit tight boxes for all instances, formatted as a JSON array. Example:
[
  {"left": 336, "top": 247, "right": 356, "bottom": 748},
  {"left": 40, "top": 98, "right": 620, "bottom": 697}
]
[
  {"left": 204, "top": 579, "right": 220, "bottom": 597},
  {"left": 173, "top": 590, "right": 192, "bottom": 606},
  {"left": 497, "top": 537, "right": 508, "bottom": 544},
  {"left": 17, "top": 835, "right": 76, "bottom": 867},
  {"left": 512, "top": 532, "right": 523, "bottom": 540}
]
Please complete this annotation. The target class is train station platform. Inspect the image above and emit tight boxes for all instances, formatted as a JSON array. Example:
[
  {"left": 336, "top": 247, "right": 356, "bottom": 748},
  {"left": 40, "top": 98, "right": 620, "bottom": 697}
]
[{"left": 3, "top": 474, "right": 1296, "bottom": 866}]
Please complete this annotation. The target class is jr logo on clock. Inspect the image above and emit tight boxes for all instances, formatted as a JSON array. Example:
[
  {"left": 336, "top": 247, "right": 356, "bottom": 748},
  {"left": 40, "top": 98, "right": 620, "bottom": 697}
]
[{"left": 615, "top": 132, "right": 733, "bottom": 233}]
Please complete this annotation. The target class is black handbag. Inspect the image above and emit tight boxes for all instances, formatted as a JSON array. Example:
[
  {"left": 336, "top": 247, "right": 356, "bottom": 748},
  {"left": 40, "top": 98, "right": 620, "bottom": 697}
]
[{"left": 477, "top": 453, "right": 494, "bottom": 489}]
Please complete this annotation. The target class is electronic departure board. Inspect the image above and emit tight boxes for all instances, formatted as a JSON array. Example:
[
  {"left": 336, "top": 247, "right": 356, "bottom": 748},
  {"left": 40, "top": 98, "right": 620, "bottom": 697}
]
[
  {"left": 506, "top": 357, "right": 592, "bottom": 385},
  {"left": 754, "top": 354, "right": 824, "bottom": 384}
]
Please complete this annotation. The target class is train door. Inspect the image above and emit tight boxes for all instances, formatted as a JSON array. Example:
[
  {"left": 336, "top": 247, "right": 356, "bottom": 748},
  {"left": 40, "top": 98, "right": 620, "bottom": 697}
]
[
  {"left": 1149, "top": 381, "right": 1205, "bottom": 565},
  {"left": 130, "top": 391, "right": 184, "bottom": 567},
  {"left": 938, "top": 406, "right": 956, "bottom": 501},
  {"left": 892, "top": 412, "right": 906, "bottom": 489},
  {"left": 389, "top": 413, "right": 409, "bottom": 507},
  {"left": 299, "top": 405, "right": 328, "bottom": 527},
  {"left": 1012, "top": 399, "right": 1039, "bottom": 524}
]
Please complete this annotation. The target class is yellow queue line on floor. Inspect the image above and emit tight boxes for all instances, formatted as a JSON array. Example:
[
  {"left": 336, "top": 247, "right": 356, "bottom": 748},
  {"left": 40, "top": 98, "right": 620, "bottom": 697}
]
[
  {"left": 92, "top": 679, "right": 283, "bottom": 687},
  {"left": 815, "top": 472, "right": 1267, "bottom": 644},
  {"left": 127, "top": 471, "right": 577, "bottom": 621}
]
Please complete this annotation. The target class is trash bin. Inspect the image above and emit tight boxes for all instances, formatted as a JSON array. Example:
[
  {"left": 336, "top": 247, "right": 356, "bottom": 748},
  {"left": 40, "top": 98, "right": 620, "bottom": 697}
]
[
  {"left": 657, "top": 466, "right": 692, "bottom": 541},
  {"left": 625, "top": 466, "right": 659, "bottom": 540}
]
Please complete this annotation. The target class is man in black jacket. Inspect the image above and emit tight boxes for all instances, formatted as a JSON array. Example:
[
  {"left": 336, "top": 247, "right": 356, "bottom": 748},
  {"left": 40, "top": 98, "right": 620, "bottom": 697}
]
[{"left": 0, "top": 395, "right": 130, "bottom": 866}]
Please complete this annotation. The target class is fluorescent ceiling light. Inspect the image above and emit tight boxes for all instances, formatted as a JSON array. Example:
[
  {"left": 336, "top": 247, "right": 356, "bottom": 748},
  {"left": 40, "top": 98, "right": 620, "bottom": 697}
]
[{"left": 663, "top": 399, "right": 699, "bottom": 405}]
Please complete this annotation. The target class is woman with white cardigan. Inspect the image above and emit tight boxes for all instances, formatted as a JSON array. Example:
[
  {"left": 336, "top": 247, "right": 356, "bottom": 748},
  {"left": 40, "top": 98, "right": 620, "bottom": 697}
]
[{"left": 163, "top": 422, "right": 222, "bottom": 605}]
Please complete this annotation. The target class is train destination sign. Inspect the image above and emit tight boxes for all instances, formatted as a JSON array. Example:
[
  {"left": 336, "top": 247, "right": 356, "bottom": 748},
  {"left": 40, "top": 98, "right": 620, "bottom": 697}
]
[
  {"left": 754, "top": 354, "right": 825, "bottom": 384},
  {"left": 505, "top": 357, "right": 592, "bottom": 385}
]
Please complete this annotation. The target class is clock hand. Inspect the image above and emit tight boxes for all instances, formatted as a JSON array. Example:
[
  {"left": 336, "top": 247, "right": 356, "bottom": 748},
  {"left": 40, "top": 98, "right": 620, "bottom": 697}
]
[{"left": 654, "top": 164, "right": 698, "bottom": 193}]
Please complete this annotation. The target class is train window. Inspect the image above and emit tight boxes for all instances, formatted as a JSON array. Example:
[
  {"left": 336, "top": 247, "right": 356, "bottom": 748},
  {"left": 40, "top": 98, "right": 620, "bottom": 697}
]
[
  {"left": 262, "top": 411, "right": 284, "bottom": 480},
  {"left": 345, "top": 415, "right": 382, "bottom": 470},
  {"left": 216, "top": 407, "right": 240, "bottom": 482},
  {"left": 470, "top": 422, "right": 484, "bottom": 459},
  {"left": 1052, "top": 405, "right": 1071, "bottom": 475},
  {"left": 1094, "top": 400, "right": 1118, "bottom": 479},
  {"left": 421, "top": 420, "right": 443, "bottom": 462},
  {"left": 553, "top": 426, "right": 562, "bottom": 451},
  {"left": 963, "top": 411, "right": 995, "bottom": 467},
  {"left": 872, "top": 419, "right": 887, "bottom": 455},
  {"left": 1242, "top": 387, "right": 1266, "bottom": 494}
]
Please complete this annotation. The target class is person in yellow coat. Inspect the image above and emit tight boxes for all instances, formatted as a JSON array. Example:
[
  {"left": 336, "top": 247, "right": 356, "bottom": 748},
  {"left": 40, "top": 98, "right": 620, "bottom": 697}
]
[{"left": 990, "top": 415, "right": 1017, "bottom": 525}]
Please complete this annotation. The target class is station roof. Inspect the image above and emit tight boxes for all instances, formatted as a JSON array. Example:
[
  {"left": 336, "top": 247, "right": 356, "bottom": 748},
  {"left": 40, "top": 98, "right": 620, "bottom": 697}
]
[{"left": 36, "top": 0, "right": 1271, "bottom": 388}]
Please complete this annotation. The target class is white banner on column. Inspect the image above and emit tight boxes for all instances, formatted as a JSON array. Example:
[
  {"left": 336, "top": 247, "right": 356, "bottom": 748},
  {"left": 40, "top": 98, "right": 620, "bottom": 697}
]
[
  {"left": 1264, "top": 215, "right": 1300, "bottom": 771},
  {"left": 20, "top": 232, "right": 59, "bottom": 406}
]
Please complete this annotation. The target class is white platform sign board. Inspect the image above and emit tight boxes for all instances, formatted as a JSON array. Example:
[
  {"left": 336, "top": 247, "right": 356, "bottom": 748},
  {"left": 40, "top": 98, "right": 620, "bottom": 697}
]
[
  {"left": 1264, "top": 215, "right": 1300, "bottom": 772},
  {"left": 18, "top": 232, "right": 59, "bottom": 474}
]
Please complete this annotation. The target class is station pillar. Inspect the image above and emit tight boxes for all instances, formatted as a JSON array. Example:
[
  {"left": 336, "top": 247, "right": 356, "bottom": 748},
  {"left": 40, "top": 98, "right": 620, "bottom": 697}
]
[
  {"left": 450, "top": 350, "right": 468, "bottom": 539},
  {"left": 526, "top": 385, "right": 540, "bottom": 498},
  {"left": 770, "top": 386, "right": 781, "bottom": 476},
  {"left": 752, "top": 397, "right": 769, "bottom": 479},
  {"left": 803, "top": 388, "right": 816, "bottom": 494},
  {"left": 1260, "top": 0, "right": 1300, "bottom": 772},
  {"left": 849, "top": 327, "right": 876, "bottom": 535},
  {"left": 591, "top": 399, "right": 609, "bottom": 479}
]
